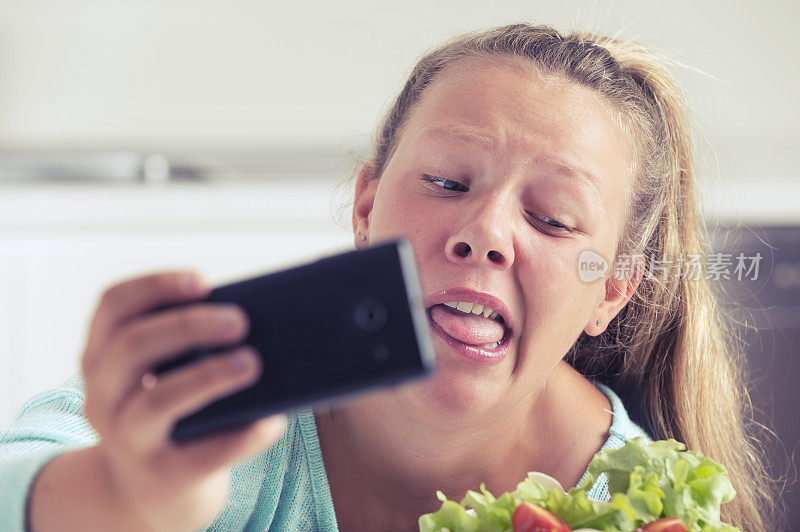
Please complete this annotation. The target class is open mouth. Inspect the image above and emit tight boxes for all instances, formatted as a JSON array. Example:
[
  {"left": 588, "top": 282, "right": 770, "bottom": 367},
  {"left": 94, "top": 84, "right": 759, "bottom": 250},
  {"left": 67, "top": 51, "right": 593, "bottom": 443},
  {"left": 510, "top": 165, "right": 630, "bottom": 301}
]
[{"left": 425, "top": 302, "right": 513, "bottom": 352}]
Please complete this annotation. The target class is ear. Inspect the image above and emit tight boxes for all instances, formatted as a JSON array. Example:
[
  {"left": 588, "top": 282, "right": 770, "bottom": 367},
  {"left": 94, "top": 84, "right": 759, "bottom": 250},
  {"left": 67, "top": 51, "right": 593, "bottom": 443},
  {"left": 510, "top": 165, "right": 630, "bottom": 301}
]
[
  {"left": 352, "top": 159, "right": 379, "bottom": 247},
  {"left": 586, "top": 258, "right": 644, "bottom": 335}
]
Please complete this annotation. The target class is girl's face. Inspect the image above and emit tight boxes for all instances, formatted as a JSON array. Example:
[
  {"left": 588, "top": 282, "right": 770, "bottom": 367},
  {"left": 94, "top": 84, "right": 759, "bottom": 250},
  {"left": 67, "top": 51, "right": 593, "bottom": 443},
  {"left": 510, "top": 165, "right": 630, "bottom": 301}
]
[{"left": 354, "top": 56, "right": 636, "bottom": 422}]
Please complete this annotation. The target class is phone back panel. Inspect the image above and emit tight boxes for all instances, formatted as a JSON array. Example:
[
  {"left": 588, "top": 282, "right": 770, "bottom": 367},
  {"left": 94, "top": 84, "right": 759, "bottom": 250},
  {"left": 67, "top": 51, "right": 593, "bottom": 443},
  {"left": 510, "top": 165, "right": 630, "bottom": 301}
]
[{"left": 153, "top": 239, "right": 435, "bottom": 441}]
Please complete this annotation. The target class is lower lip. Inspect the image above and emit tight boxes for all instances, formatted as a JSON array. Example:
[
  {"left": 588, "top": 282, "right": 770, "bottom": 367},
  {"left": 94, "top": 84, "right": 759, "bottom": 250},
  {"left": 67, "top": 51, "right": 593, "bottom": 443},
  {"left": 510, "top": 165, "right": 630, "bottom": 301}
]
[{"left": 426, "top": 310, "right": 511, "bottom": 365}]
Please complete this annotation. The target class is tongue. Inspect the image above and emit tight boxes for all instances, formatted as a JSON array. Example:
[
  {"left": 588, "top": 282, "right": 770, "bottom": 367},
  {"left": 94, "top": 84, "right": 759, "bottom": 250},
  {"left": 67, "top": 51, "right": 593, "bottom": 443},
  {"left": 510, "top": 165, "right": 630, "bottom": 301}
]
[{"left": 429, "top": 304, "right": 505, "bottom": 346}]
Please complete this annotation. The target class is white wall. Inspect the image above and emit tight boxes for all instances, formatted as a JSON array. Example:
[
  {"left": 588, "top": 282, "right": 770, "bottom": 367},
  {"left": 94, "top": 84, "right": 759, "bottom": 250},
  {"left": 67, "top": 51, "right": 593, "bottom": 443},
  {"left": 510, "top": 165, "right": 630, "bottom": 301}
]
[{"left": 0, "top": 0, "right": 798, "bottom": 183}]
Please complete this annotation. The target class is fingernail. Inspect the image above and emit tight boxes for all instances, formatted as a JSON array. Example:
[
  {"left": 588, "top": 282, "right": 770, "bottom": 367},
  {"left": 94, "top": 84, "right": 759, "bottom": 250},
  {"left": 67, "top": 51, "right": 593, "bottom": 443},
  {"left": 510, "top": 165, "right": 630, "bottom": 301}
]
[
  {"left": 179, "top": 273, "right": 202, "bottom": 294},
  {"left": 228, "top": 348, "right": 256, "bottom": 373},
  {"left": 218, "top": 307, "right": 244, "bottom": 331}
]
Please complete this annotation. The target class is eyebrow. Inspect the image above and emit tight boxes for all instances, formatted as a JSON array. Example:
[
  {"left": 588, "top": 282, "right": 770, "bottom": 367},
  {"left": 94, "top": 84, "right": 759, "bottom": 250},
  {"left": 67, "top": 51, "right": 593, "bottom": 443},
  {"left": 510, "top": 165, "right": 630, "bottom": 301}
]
[{"left": 418, "top": 124, "right": 602, "bottom": 195}]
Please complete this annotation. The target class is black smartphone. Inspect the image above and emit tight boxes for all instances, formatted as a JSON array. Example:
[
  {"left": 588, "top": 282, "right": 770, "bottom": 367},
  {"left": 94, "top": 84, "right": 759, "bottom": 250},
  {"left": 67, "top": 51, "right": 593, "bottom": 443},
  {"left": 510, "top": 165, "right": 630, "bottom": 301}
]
[{"left": 151, "top": 239, "right": 435, "bottom": 442}]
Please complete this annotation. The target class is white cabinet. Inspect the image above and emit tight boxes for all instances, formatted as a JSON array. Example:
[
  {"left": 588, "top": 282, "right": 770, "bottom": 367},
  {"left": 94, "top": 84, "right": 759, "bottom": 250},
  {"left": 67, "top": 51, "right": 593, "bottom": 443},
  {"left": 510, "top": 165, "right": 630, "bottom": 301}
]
[
  {"left": 2, "top": 174, "right": 799, "bottom": 427},
  {"left": 0, "top": 178, "right": 353, "bottom": 426}
]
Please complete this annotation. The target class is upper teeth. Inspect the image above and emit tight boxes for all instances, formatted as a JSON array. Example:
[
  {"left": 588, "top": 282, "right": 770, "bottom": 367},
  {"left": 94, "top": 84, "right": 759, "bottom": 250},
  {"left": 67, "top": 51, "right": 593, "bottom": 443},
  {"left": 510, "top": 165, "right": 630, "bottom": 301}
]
[{"left": 444, "top": 301, "right": 502, "bottom": 322}]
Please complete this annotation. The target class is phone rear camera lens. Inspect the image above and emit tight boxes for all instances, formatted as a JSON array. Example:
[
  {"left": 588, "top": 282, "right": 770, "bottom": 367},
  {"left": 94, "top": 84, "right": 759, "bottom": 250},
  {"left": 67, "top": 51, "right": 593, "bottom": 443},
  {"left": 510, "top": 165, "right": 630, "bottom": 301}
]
[{"left": 354, "top": 299, "right": 388, "bottom": 333}]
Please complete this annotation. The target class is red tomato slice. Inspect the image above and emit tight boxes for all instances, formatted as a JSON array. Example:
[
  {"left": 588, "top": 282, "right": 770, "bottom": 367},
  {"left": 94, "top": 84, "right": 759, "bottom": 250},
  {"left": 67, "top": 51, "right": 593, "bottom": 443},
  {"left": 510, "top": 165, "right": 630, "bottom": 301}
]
[
  {"left": 636, "top": 517, "right": 687, "bottom": 532},
  {"left": 512, "top": 501, "right": 571, "bottom": 532}
]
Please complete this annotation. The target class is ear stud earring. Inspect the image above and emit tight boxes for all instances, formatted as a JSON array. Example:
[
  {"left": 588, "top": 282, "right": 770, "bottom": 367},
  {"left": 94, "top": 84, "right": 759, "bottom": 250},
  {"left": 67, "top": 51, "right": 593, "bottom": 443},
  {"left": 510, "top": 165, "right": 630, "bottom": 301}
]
[
  {"left": 596, "top": 319, "right": 602, "bottom": 326},
  {"left": 359, "top": 234, "right": 367, "bottom": 241}
]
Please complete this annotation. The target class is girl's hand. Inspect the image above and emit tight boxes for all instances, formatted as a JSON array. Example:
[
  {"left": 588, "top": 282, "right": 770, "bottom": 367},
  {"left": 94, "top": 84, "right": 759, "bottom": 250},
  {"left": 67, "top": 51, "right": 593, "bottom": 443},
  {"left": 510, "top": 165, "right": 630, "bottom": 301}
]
[{"left": 80, "top": 270, "right": 287, "bottom": 532}]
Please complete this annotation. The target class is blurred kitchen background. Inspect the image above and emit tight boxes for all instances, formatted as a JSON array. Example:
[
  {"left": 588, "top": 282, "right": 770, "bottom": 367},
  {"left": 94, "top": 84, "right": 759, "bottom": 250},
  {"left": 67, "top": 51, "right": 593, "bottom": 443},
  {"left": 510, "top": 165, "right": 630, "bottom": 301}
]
[{"left": 0, "top": 0, "right": 798, "bottom": 527}]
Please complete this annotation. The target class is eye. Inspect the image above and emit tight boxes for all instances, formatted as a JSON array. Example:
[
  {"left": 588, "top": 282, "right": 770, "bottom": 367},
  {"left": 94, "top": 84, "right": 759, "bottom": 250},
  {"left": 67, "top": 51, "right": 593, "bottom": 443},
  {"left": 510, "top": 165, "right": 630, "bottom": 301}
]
[
  {"left": 526, "top": 211, "right": 575, "bottom": 234},
  {"left": 419, "top": 174, "right": 469, "bottom": 193}
]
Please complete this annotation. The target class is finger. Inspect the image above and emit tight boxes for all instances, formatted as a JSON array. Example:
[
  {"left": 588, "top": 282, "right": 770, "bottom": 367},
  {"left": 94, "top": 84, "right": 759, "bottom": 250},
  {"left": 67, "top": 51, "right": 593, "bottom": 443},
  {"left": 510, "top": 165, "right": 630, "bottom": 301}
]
[
  {"left": 84, "top": 270, "right": 210, "bottom": 368},
  {"left": 98, "top": 303, "right": 250, "bottom": 409},
  {"left": 163, "top": 415, "right": 288, "bottom": 476},
  {"left": 119, "top": 346, "right": 262, "bottom": 450}
]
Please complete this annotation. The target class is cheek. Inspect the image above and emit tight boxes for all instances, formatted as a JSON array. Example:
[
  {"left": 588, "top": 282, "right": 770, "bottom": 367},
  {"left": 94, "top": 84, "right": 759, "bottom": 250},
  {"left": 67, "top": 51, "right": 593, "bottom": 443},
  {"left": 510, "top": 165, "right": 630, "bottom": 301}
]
[
  {"left": 517, "top": 240, "right": 593, "bottom": 324},
  {"left": 369, "top": 178, "right": 445, "bottom": 243},
  {"left": 369, "top": 179, "right": 413, "bottom": 237}
]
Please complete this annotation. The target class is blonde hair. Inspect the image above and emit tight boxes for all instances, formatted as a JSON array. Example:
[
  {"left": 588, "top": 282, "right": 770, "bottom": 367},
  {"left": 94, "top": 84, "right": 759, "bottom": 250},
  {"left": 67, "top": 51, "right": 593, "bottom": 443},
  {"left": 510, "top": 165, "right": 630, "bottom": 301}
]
[{"left": 337, "top": 23, "right": 778, "bottom": 531}]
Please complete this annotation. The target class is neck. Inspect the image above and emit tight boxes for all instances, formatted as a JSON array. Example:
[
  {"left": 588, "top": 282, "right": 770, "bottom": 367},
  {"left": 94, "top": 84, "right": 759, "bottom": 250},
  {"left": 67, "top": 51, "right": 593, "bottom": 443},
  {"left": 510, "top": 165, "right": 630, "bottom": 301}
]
[{"left": 315, "top": 365, "right": 568, "bottom": 513}]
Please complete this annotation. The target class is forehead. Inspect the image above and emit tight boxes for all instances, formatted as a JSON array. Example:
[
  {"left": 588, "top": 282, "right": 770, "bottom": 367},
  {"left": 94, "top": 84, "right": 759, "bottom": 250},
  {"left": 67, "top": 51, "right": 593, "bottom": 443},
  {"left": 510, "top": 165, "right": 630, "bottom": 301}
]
[{"left": 400, "top": 55, "right": 633, "bottom": 188}]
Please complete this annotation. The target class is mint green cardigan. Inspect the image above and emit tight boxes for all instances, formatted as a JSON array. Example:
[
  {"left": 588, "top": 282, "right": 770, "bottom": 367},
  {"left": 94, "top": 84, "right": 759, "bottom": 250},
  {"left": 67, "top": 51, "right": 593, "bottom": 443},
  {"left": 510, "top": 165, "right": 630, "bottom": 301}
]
[{"left": 0, "top": 372, "right": 651, "bottom": 531}]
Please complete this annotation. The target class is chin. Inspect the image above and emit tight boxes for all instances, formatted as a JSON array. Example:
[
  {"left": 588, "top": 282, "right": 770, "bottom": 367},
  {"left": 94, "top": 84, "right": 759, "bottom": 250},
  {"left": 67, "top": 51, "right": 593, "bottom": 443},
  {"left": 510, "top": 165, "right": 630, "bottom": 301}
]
[{"left": 403, "top": 364, "right": 495, "bottom": 420}]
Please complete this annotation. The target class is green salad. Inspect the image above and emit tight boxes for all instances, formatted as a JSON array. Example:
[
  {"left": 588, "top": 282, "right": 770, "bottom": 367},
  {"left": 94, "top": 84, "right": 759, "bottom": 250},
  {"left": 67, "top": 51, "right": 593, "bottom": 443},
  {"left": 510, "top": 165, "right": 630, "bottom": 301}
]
[{"left": 418, "top": 438, "right": 739, "bottom": 532}]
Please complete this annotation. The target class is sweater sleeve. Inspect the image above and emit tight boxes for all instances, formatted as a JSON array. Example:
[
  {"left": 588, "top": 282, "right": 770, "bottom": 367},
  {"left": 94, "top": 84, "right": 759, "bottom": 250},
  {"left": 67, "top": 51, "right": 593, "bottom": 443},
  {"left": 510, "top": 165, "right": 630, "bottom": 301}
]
[{"left": 0, "top": 372, "right": 100, "bottom": 532}]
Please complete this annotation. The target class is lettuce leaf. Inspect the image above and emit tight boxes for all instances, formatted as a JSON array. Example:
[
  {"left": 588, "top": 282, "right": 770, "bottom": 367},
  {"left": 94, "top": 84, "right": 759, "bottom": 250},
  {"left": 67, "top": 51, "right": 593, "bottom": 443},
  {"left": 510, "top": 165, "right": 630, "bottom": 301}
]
[
  {"left": 580, "top": 438, "right": 738, "bottom": 532},
  {"left": 418, "top": 437, "right": 740, "bottom": 532},
  {"left": 418, "top": 491, "right": 482, "bottom": 532}
]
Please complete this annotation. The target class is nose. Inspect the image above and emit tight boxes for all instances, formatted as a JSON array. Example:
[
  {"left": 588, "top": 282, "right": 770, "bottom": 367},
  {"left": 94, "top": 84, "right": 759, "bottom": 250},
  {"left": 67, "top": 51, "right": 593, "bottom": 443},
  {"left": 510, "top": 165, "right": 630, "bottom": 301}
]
[{"left": 444, "top": 205, "right": 515, "bottom": 269}]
